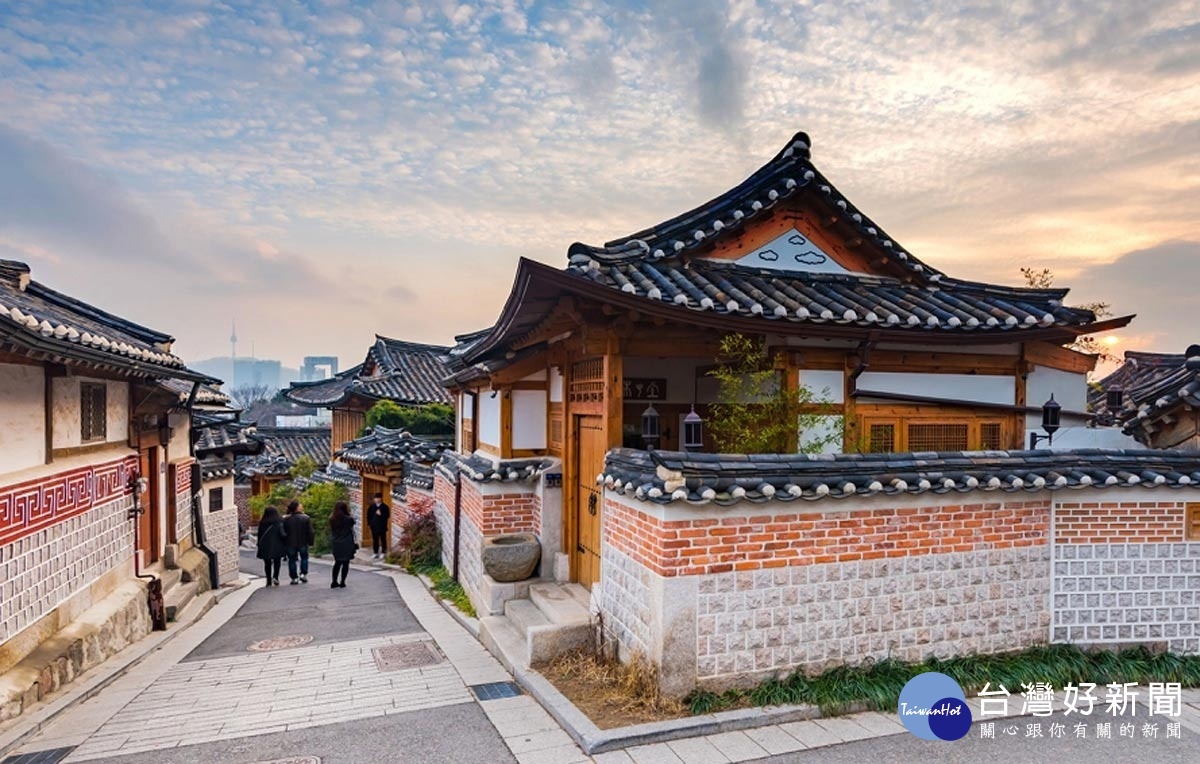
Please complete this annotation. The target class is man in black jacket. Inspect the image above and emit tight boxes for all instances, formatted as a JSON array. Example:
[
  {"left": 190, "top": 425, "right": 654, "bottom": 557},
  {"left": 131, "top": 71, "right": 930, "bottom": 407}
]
[
  {"left": 284, "top": 500, "right": 315, "bottom": 583},
  {"left": 367, "top": 492, "right": 390, "bottom": 559}
]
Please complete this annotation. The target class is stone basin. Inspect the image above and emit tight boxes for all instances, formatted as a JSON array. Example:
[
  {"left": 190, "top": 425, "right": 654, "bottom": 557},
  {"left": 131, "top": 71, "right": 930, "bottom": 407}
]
[{"left": 482, "top": 533, "right": 541, "bottom": 583}]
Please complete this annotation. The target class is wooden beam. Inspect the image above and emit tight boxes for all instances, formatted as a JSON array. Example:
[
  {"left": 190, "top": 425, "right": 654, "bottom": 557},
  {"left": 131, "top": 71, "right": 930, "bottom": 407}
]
[
  {"left": 1023, "top": 341, "right": 1097, "bottom": 374},
  {"left": 488, "top": 351, "right": 550, "bottom": 385},
  {"left": 604, "top": 346, "right": 623, "bottom": 450},
  {"left": 842, "top": 354, "right": 859, "bottom": 452}
]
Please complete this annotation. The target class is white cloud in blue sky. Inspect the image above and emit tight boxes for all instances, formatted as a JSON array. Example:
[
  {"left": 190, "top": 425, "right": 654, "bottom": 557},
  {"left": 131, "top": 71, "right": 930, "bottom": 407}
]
[{"left": 0, "top": 0, "right": 1197, "bottom": 366}]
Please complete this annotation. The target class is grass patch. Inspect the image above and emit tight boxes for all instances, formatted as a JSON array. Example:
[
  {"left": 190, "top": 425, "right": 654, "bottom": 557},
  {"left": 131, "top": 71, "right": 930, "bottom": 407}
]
[
  {"left": 542, "top": 648, "right": 686, "bottom": 729},
  {"left": 407, "top": 561, "right": 476, "bottom": 618},
  {"left": 686, "top": 644, "right": 1200, "bottom": 717}
]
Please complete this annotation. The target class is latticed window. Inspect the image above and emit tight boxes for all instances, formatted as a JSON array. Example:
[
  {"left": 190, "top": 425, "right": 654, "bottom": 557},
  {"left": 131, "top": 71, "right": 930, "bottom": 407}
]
[
  {"left": 209, "top": 487, "right": 224, "bottom": 512},
  {"left": 980, "top": 422, "right": 1003, "bottom": 450},
  {"left": 568, "top": 359, "right": 604, "bottom": 403},
  {"left": 867, "top": 423, "right": 895, "bottom": 453},
  {"left": 907, "top": 423, "right": 969, "bottom": 451},
  {"left": 80, "top": 382, "right": 107, "bottom": 442}
]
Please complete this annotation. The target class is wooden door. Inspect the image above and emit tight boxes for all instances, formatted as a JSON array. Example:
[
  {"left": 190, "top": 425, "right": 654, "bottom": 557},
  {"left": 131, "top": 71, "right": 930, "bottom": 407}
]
[
  {"left": 363, "top": 477, "right": 391, "bottom": 549},
  {"left": 138, "top": 447, "right": 160, "bottom": 564},
  {"left": 573, "top": 416, "right": 605, "bottom": 589}
]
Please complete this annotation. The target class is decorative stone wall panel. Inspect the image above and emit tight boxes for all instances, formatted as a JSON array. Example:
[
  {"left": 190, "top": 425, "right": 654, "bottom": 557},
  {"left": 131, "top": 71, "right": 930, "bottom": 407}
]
[{"left": 599, "top": 544, "right": 653, "bottom": 660}]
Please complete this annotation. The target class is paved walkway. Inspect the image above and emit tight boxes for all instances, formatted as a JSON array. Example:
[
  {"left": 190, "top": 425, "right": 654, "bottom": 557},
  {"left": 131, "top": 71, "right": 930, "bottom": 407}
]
[{"left": 9, "top": 553, "right": 1200, "bottom": 764}]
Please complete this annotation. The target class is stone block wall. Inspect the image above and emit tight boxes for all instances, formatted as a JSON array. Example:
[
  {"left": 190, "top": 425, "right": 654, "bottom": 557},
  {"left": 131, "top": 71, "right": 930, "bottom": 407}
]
[
  {"left": 207, "top": 501, "right": 241, "bottom": 585},
  {"left": 1052, "top": 499, "right": 1200, "bottom": 653},
  {"left": 0, "top": 456, "right": 138, "bottom": 644},
  {"left": 600, "top": 492, "right": 1054, "bottom": 693},
  {"left": 234, "top": 483, "right": 251, "bottom": 529},
  {"left": 433, "top": 474, "right": 483, "bottom": 603}
]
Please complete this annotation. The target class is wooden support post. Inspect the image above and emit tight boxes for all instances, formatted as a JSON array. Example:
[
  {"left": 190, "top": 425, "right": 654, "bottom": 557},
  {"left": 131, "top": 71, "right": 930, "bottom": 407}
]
[
  {"left": 776, "top": 349, "right": 801, "bottom": 452},
  {"left": 499, "top": 385, "right": 513, "bottom": 458},
  {"left": 604, "top": 344, "right": 623, "bottom": 450},
  {"left": 843, "top": 353, "right": 859, "bottom": 453}
]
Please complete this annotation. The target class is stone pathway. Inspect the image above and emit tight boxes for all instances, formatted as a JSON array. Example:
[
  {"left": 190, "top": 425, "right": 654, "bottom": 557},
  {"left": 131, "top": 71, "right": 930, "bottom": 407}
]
[{"left": 11, "top": 555, "right": 1200, "bottom": 764}]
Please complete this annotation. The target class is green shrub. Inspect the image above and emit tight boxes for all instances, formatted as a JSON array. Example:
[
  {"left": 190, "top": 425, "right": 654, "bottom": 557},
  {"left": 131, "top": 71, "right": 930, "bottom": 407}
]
[
  {"left": 289, "top": 455, "right": 319, "bottom": 479},
  {"left": 393, "top": 507, "right": 441, "bottom": 569},
  {"left": 247, "top": 482, "right": 297, "bottom": 524},
  {"left": 363, "top": 400, "right": 454, "bottom": 436},
  {"left": 298, "top": 482, "right": 347, "bottom": 554}
]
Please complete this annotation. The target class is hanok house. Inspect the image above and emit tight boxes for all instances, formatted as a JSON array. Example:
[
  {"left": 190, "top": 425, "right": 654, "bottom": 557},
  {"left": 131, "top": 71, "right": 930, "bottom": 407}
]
[
  {"left": 336, "top": 427, "right": 451, "bottom": 550},
  {"left": 427, "top": 133, "right": 1200, "bottom": 694},
  {"left": 1092, "top": 345, "right": 1200, "bottom": 450},
  {"left": 192, "top": 410, "right": 264, "bottom": 583},
  {"left": 284, "top": 335, "right": 453, "bottom": 538},
  {"left": 0, "top": 260, "right": 216, "bottom": 721},
  {"left": 238, "top": 427, "right": 331, "bottom": 521}
]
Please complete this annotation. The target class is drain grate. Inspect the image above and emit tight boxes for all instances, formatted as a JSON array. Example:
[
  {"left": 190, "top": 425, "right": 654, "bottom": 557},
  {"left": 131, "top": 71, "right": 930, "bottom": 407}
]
[
  {"left": 372, "top": 641, "right": 443, "bottom": 672},
  {"left": 246, "top": 634, "right": 315, "bottom": 652},
  {"left": 470, "top": 681, "right": 523, "bottom": 701},
  {"left": 1, "top": 748, "right": 75, "bottom": 764}
]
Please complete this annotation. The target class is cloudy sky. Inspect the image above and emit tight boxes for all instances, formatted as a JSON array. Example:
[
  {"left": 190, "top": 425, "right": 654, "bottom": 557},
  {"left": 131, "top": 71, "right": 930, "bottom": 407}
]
[{"left": 1, "top": 1, "right": 1197, "bottom": 370}]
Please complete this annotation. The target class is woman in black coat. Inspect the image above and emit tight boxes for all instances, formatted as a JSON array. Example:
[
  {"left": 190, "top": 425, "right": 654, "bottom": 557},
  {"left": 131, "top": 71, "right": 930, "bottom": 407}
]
[
  {"left": 256, "top": 506, "right": 288, "bottom": 586},
  {"left": 329, "top": 501, "right": 356, "bottom": 589}
]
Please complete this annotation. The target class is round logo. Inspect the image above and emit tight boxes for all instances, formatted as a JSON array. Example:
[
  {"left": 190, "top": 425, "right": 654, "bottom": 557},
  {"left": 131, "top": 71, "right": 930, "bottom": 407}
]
[{"left": 897, "top": 672, "right": 973, "bottom": 741}]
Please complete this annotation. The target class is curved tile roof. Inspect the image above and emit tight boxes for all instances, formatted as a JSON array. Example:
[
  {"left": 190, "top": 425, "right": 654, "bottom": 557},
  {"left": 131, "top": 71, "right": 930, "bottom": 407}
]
[
  {"left": 337, "top": 425, "right": 450, "bottom": 469},
  {"left": 283, "top": 336, "right": 453, "bottom": 407},
  {"left": 283, "top": 365, "right": 362, "bottom": 406},
  {"left": 0, "top": 260, "right": 209, "bottom": 379},
  {"left": 239, "top": 427, "right": 331, "bottom": 477},
  {"left": 601, "top": 448, "right": 1200, "bottom": 506},
  {"left": 436, "top": 451, "right": 556, "bottom": 484}
]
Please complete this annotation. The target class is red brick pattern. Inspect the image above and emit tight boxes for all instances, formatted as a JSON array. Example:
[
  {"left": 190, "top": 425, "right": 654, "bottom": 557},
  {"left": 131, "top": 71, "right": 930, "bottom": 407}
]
[
  {"left": 605, "top": 498, "right": 1051, "bottom": 577},
  {"left": 1055, "top": 501, "right": 1186, "bottom": 544},
  {"left": 173, "top": 458, "right": 195, "bottom": 494},
  {"left": 433, "top": 475, "right": 540, "bottom": 538}
]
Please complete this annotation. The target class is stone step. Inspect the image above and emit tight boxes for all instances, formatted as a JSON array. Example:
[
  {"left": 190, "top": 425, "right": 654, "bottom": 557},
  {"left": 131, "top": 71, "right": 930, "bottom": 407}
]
[
  {"left": 562, "top": 583, "right": 592, "bottom": 612},
  {"left": 479, "top": 615, "right": 529, "bottom": 673},
  {"left": 158, "top": 568, "right": 182, "bottom": 593},
  {"left": 529, "top": 583, "right": 591, "bottom": 627},
  {"left": 164, "top": 581, "right": 199, "bottom": 622},
  {"left": 504, "top": 599, "right": 551, "bottom": 639},
  {"left": 528, "top": 620, "right": 594, "bottom": 666}
]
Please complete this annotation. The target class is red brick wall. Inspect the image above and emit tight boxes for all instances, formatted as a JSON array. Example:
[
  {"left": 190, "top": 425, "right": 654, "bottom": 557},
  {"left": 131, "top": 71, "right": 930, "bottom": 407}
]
[
  {"left": 390, "top": 489, "right": 435, "bottom": 549},
  {"left": 1054, "top": 501, "right": 1186, "bottom": 544},
  {"left": 605, "top": 497, "right": 1051, "bottom": 577},
  {"left": 441, "top": 477, "right": 540, "bottom": 538}
]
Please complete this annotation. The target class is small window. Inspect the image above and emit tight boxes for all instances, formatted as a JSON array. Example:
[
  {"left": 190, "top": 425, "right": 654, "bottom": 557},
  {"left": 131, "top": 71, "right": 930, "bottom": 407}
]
[
  {"left": 980, "top": 422, "right": 1003, "bottom": 450},
  {"left": 1187, "top": 505, "right": 1200, "bottom": 541},
  {"left": 867, "top": 423, "right": 895, "bottom": 453},
  {"left": 209, "top": 487, "right": 224, "bottom": 512},
  {"left": 80, "top": 382, "right": 107, "bottom": 442},
  {"left": 907, "top": 423, "right": 969, "bottom": 451}
]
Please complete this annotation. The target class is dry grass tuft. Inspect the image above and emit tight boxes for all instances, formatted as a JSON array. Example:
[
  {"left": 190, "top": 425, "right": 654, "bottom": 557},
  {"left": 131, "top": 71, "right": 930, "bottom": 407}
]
[{"left": 542, "top": 647, "right": 684, "bottom": 721}]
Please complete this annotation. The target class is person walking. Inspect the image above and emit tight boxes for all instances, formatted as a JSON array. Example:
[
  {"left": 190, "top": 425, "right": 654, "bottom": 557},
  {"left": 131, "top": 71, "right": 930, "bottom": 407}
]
[
  {"left": 256, "top": 506, "right": 288, "bottom": 586},
  {"left": 283, "top": 500, "right": 314, "bottom": 584},
  {"left": 366, "top": 492, "right": 390, "bottom": 560},
  {"left": 329, "top": 501, "right": 356, "bottom": 589}
]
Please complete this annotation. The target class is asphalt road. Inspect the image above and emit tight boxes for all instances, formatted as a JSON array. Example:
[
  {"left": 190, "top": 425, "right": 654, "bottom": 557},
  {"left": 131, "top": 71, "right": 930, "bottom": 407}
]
[
  {"left": 71, "top": 700, "right": 516, "bottom": 764},
  {"left": 181, "top": 551, "right": 423, "bottom": 661},
  {"left": 764, "top": 711, "right": 1199, "bottom": 763}
]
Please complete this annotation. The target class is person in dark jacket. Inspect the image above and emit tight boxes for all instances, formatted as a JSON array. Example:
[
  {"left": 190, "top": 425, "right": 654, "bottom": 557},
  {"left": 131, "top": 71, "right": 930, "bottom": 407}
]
[
  {"left": 256, "top": 506, "right": 288, "bottom": 586},
  {"left": 329, "top": 501, "right": 356, "bottom": 589},
  {"left": 366, "top": 492, "right": 390, "bottom": 560},
  {"left": 283, "top": 500, "right": 315, "bottom": 585}
]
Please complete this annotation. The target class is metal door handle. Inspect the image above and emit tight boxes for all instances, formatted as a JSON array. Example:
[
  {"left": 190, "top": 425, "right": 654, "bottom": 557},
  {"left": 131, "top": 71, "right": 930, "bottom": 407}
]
[{"left": 588, "top": 493, "right": 597, "bottom": 515}]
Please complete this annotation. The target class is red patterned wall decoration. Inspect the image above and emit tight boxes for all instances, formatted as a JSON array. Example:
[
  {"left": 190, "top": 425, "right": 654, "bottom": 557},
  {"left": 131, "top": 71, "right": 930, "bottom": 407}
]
[
  {"left": 0, "top": 456, "right": 138, "bottom": 547},
  {"left": 173, "top": 457, "right": 195, "bottom": 495}
]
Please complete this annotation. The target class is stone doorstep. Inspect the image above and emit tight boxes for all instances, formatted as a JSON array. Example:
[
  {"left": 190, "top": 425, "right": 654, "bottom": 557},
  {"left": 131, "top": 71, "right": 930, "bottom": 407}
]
[
  {"left": 164, "top": 582, "right": 200, "bottom": 622},
  {"left": 0, "top": 580, "right": 151, "bottom": 725}
]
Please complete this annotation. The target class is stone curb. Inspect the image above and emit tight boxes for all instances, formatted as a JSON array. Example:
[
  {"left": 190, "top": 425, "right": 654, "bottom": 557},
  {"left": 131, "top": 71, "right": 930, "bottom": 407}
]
[
  {"left": 511, "top": 665, "right": 821, "bottom": 755},
  {"left": 0, "top": 578, "right": 252, "bottom": 757}
]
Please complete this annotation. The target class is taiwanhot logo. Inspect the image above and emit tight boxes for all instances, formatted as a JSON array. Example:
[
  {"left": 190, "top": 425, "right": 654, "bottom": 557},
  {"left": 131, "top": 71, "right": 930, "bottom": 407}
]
[{"left": 897, "top": 672, "right": 973, "bottom": 741}]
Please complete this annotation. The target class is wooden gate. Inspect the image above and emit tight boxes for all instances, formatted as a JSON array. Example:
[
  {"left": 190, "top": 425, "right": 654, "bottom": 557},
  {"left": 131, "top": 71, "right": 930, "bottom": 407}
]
[
  {"left": 573, "top": 415, "right": 605, "bottom": 588},
  {"left": 138, "top": 447, "right": 160, "bottom": 564}
]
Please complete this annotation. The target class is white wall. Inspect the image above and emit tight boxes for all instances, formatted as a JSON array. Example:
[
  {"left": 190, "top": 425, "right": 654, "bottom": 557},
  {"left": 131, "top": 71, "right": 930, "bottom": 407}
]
[
  {"left": 1026, "top": 366, "right": 1089, "bottom": 433},
  {"left": 549, "top": 367, "right": 563, "bottom": 403},
  {"left": 0, "top": 363, "right": 45, "bottom": 474},
  {"left": 797, "top": 370, "right": 844, "bottom": 404},
  {"left": 857, "top": 371, "right": 1014, "bottom": 406},
  {"left": 513, "top": 390, "right": 548, "bottom": 449},
  {"left": 51, "top": 377, "right": 129, "bottom": 449},
  {"left": 478, "top": 388, "right": 501, "bottom": 450}
]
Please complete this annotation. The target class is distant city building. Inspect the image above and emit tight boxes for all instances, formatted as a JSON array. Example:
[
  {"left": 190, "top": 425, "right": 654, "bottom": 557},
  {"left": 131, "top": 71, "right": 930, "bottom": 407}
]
[{"left": 300, "top": 356, "right": 339, "bottom": 381}]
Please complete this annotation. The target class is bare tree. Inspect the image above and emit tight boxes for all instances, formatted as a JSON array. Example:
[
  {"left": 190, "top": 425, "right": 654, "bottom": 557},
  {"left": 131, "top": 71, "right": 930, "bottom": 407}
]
[
  {"left": 229, "top": 382, "right": 275, "bottom": 408},
  {"left": 1019, "top": 267, "right": 1117, "bottom": 364}
]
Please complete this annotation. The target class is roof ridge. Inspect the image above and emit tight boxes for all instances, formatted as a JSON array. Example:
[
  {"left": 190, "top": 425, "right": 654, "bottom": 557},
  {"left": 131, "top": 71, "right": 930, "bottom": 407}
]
[{"left": 26, "top": 280, "right": 174, "bottom": 346}]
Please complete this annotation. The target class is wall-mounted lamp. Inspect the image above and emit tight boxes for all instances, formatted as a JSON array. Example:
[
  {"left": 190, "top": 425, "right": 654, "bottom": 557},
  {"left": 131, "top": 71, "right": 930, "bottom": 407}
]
[
  {"left": 683, "top": 406, "right": 704, "bottom": 452},
  {"left": 127, "top": 470, "right": 148, "bottom": 519},
  {"left": 489, "top": 390, "right": 498, "bottom": 399},
  {"left": 1028, "top": 394, "right": 1062, "bottom": 449},
  {"left": 641, "top": 404, "right": 660, "bottom": 449}
]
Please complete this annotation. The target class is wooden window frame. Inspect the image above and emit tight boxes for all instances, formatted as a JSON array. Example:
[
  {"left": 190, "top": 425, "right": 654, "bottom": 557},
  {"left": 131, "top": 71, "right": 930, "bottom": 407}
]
[
  {"left": 862, "top": 414, "right": 1011, "bottom": 453},
  {"left": 209, "top": 486, "right": 224, "bottom": 513},
  {"left": 1186, "top": 505, "right": 1200, "bottom": 541},
  {"left": 80, "top": 381, "right": 107, "bottom": 443}
]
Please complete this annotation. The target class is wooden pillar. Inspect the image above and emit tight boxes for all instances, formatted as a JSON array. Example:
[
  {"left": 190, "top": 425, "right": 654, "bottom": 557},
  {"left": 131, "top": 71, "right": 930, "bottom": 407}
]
[
  {"left": 1015, "top": 346, "right": 1030, "bottom": 449},
  {"left": 842, "top": 353, "right": 859, "bottom": 453},
  {"left": 499, "top": 385, "right": 513, "bottom": 457},
  {"left": 775, "top": 349, "right": 801, "bottom": 452},
  {"left": 603, "top": 345, "right": 623, "bottom": 450}
]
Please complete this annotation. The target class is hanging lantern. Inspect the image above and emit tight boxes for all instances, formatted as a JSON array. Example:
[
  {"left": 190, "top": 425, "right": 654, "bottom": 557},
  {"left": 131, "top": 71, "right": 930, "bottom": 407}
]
[
  {"left": 1042, "top": 394, "right": 1061, "bottom": 436},
  {"left": 641, "top": 404, "right": 660, "bottom": 448},
  {"left": 683, "top": 407, "right": 704, "bottom": 452}
]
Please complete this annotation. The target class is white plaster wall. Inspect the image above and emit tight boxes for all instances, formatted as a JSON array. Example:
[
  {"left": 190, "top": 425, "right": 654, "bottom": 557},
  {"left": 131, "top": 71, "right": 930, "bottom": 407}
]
[
  {"left": 549, "top": 367, "right": 563, "bottom": 403},
  {"left": 512, "top": 390, "right": 547, "bottom": 450},
  {"left": 1049, "top": 426, "right": 1145, "bottom": 450},
  {"left": 167, "top": 412, "right": 190, "bottom": 459},
  {"left": 797, "top": 370, "right": 843, "bottom": 404},
  {"left": 51, "top": 377, "right": 129, "bottom": 448},
  {"left": 0, "top": 363, "right": 45, "bottom": 474},
  {"left": 857, "top": 371, "right": 1014, "bottom": 405},
  {"left": 478, "top": 388, "right": 501, "bottom": 449},
  {"left": 1026, "top": 366, "right": 1088, "bottom": 433},
  {"left": 799, "top": 414, "right": 844, "bottom": 453}
]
